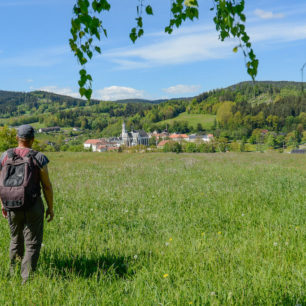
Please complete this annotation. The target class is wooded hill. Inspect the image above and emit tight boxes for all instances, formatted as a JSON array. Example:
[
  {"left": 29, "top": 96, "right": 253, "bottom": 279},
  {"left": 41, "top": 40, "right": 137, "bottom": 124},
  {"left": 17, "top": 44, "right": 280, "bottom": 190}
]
[{"left": 0, "top": 81, "right": 305, "bottom": 145}]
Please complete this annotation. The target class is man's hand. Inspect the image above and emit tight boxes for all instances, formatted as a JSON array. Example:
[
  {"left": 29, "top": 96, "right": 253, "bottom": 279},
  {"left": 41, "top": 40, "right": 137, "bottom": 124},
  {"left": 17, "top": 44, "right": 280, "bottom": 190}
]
[
  {"left": 45, "top": 208, "right": 54, "bottom": 222},
  {"left": 1, "top": 207, "right": 7, "bottom": 219}
]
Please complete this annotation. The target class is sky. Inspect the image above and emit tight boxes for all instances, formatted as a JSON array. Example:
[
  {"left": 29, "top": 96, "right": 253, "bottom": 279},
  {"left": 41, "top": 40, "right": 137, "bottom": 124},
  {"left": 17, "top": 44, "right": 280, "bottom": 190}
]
[{"left": 0, "top": 0, "right": 306, "bottom": 100}]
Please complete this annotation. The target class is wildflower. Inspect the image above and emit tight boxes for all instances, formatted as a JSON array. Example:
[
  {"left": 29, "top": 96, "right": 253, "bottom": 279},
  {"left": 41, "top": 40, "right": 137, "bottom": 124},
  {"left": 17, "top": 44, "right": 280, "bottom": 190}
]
[
  {"left": 218, "top": 231, "right": 222, "bottom": 235},
  {"left": 241, "top": 213, "right": 245, "bottom": 217},
  {"left": 165, "top": 242, "right": 169, "bottom": 247},
  {"left": 189, "top": 302, "right": 193, "bottom": 305},
  {"left": 169, "top": 238, "right": 173, "bottom": 242},
  {"left": 163, "top": 274, "right": 169, "bottom": 278},
  {"left": 201, "top": 232, "right": 205, "bottom": 237},
  {"left": 133, "top": 255, "right": 138, "bottom": 260},
  {"left": 41, "top": 243, "right": 45, "bottom": 248},
  {"left": 210, "top": 291, "right": 216, "bottom": 296},
  {"left": 273, "top": 242, "right": 278, "bottom": 246},
  {"left": 295, "top": 226, "right": 299, "bottom": 231},
  {"left": 90, "top": 208, "right": 93, "bottom": 212}
]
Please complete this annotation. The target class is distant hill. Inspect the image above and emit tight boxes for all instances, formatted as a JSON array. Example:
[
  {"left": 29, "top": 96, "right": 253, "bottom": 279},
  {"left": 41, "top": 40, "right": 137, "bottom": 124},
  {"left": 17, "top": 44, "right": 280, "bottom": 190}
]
[
  {"left": 226, "top": 81, "right": 304, "bottom": 91},
  {"left": 113, "top": 98, "right": 159, "bottom": 104},
  {"left": 0, "top": 81, "right": 303, "bottom": 111},
  {"left": 195, "top": 80, "right": 304, "bottom": 106},
  {"left": 0, "top": 81, "right": 305, "bottom": 139},
  {"left": 114, "top": 97, "right": 191, "bottom": 104}
]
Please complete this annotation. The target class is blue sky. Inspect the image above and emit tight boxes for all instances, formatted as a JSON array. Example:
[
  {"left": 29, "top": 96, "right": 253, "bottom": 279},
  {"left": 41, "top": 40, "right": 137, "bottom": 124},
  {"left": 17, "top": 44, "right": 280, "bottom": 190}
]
[{"left": 0, "top": 0, "right": 306, "bottom": 100}]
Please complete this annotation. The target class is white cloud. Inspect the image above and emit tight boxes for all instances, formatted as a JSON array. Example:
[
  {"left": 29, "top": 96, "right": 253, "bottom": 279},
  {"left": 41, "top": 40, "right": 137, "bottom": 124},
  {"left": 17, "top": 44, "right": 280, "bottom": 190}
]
[
  {"left": 249, "top": 23, "right": 306, "bottom": 43},
  {"left": 37, "top": 86, "right": 81, "bottom": 98},
  {"left": 94, "top": 86, "right": 145, "bottom": 101},
  {"left": 104, "top": 21, "right": 306, "bottom": 70},
  {"left": 105, "top": 27, "right": 234, "bottom": 69},
  {"left": 32, "top": 85, "right": 146, "bottom": 101},
  {"left": 254, "top": 9, "right": 284, "bottom": 20},
  {"left": 163, "top": 84, "right": 201, "bottom": 95}
]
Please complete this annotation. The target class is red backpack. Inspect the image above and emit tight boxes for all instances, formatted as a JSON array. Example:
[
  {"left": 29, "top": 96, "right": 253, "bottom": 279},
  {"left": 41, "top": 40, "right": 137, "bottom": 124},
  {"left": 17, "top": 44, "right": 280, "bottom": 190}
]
[{"left": 0, "top": 149, "right": 41, "bottom": 210}]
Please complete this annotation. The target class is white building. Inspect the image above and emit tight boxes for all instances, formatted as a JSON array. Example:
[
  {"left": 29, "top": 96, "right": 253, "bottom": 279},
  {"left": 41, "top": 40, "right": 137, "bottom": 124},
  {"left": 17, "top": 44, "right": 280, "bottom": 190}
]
[
  {"left": 186, "top": 134, "right": 214, "bottom": 143},
  {"left": 84, "top": 139, "right": 104, "bottom": 151}
]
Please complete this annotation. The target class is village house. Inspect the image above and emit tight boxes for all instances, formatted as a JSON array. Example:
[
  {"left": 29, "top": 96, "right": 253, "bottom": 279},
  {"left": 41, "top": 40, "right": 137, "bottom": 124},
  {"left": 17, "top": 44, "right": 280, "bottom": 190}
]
[
  {"left": 83, "top": 139, "right": 108, "bottom": 151},
  {"left": 150, "top": 130, "right": 169, "bottom": 140},
  {"left": 157, "top": 140, "right": 170, "bottom": 149},
  {"left": 175, "top": 133, "right": 214, "bottom": 143},
  {"left": 108, "top": 137, "right": 122, "bottom": 147},
  {"left": 202, "top": 134, "right": 214, "bottom": 142},
  {"left": 84, "top": 138, "right": 121, "bottom": 152},
  {"left": 38, "top": 127, "right": 61, "bottom": 133},
  {"left": 169, "top": 133, "right": 189, "bottom": 142},
  {"left": 96, "top": 144, "right": 107, "bottom": 152}
]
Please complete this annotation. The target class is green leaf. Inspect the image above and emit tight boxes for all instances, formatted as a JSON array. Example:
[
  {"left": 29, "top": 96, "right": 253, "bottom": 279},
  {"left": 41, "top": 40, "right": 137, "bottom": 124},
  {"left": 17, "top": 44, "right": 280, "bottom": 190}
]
[
  {"left": 145, "top": 5, "right": 153, "bottom": 15},
  {"left": 79, "top": 69, "right": 87, "bottom": 76},
  {"left": 94, "top": 46, "right": 101, "bottom": 53},
  {"left": 79, "top": 87, "right": 86, "bottom": 97},
  {"left": 130, "top": 28, "right": 137, "bottom": 43},
  {"left": 136, "top": 17, "right": 143, "bottom": 28},
  {"left": 84, "top": 88, "right": 92, "bottom": 100},
  {"left": 138, "top": 29, "right": 144, "bottom": 37},
  {"left": 87, "top": 50, "right": 93, "bottom": 59}
]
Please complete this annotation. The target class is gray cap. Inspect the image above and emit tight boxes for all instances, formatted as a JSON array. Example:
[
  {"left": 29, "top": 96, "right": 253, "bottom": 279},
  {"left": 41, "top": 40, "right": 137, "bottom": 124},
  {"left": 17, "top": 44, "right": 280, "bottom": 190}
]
[{"left": 17, "top": 124, "right": 35, "bottom": 139}]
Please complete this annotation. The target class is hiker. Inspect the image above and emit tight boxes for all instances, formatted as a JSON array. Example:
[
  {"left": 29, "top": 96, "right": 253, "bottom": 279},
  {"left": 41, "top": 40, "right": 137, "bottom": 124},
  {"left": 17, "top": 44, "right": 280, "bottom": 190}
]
[{"left": 0, "top": 124, "right": 54, "bottom": 283}]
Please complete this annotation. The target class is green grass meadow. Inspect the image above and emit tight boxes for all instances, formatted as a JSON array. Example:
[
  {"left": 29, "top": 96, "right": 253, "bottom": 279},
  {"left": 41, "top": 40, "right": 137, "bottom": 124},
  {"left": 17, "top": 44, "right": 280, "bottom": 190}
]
[{"left": 0, "top": 152, "right": 305, "bottom": 305}]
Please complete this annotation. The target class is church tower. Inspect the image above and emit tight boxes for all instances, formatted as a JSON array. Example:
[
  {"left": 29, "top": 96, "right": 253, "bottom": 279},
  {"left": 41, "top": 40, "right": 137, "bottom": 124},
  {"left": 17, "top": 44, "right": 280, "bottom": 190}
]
[
  {"left": 122, "top": 121, "right": 127, "bottom": 145},
  {"left": 122, "top": 121, "right": 126, "bottom": 136}
]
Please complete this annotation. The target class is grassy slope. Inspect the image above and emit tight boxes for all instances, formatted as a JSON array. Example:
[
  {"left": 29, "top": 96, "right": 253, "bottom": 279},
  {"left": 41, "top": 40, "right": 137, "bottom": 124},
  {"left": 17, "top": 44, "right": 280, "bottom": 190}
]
[
  {"left": 0, "top": 153, "right": 305, "bottom": 304},
  {"left": 157, "top": 112, "right": 216, "bottom": 129}
]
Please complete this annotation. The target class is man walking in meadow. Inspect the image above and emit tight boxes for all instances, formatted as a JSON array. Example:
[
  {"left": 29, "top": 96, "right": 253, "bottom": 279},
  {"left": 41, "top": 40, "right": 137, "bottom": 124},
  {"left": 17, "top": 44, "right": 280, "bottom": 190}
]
[{"left": 0, "top": 125, "right": 54, "bottom": 284}]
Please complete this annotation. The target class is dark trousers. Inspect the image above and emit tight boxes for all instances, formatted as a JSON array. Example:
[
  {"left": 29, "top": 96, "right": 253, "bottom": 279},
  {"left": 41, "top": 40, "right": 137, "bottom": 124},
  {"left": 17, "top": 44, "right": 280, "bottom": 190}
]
[{"left": 7, "top": 197, "right": 44, "bottom": 281}]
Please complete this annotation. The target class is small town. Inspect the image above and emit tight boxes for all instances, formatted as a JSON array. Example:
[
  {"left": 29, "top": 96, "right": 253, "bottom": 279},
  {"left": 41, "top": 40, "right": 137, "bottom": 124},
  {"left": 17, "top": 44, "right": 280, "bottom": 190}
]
[{"left": 83, "top": 122, "right": 214, "bottom": 152}]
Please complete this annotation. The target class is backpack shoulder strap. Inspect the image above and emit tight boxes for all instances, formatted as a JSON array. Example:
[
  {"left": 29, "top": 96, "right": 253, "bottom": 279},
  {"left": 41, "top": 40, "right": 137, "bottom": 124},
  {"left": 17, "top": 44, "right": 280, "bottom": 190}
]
[
  {"left": 6, "top": 149, "right": 16, "bottom": 159},
  {"left": 26, "top": 150, "right": 40, "bottom": 167},
  {"left": 26, "top": 150, "right": 39, "bottom": 158}
]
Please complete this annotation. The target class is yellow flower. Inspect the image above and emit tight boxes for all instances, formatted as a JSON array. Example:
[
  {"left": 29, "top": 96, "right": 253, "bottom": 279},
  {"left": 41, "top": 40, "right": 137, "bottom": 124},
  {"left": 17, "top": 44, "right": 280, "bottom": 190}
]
[
  {"left": 189, "top": 302, "right": 193, "bottom": 305},
  {"left": 218, "top": 231, "right": 222, "bottom": 235},
  {"left": 163, "top": 274, "right": 169, "bottom": 278},
  {"left": 201, "top": 232, "right": 205, "bottom": 236},
  {"left": 169, "top": 238, "right": 173, "bottom": 242}
]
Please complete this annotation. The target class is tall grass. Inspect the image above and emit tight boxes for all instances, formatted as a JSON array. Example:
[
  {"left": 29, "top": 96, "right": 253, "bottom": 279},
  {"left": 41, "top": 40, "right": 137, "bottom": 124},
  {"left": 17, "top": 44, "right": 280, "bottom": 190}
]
[{"left": 0, "top": 152, "right": 305, "bottom": 305}]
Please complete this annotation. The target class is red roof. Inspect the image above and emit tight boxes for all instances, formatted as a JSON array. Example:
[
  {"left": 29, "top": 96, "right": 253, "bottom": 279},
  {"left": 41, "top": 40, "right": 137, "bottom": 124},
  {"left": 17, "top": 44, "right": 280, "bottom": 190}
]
[
  {"left": 157, "top": 140, "right": 170, "bottom": 147},
  {"left": 84, "top": 139, "right": 102, "bottom": 145},
  {"left": 96, "top": 144, "right": 107, "bottom": 150},
  {"left": 170, "top": 134, "right": 188, "bottom": 139},
  {"left": 154, "top": 132, "right": 168, "bottom": 138}
]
